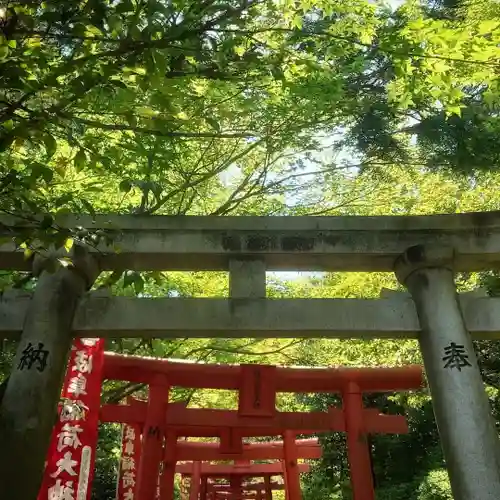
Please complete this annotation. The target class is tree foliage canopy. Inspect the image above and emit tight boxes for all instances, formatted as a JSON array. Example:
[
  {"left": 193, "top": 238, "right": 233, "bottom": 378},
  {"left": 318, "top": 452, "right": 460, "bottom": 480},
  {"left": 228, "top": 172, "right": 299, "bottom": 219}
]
[{"left": 1, "top": 0, "right": 499, "bottom": 235}]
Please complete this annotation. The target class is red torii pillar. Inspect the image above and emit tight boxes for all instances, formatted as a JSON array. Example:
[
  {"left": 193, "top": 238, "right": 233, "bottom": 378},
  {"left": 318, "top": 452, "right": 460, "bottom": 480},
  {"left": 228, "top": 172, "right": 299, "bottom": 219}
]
[
  {"left": 231, "top": 460, "right": 250, "bottom": 500},
  {"left": 200, "top": 476, "right": 208, "bottom": 500},
  {"left": 230, "top": 475, "right": 242, "bottom": 500},
  {"left": 281, "top": 459, "right": 288, "bottom": 500},
  {"left": 344, "top": 381, "right": 375, "bottom": 500},
  {"left": 160, "top": 429, "right": 178, "bottom": 500},
  {"left": 283, "top": 430, "right": 301, "bottom": 500},
  {"left": 136, "top": 377, "right": 169, "bottom": 500},
  {"left": 264, "top": 477, "right": 272, "bottom": 500},
  {"left": 109, "top": 397, "right": 403, "bottom": 500},
  {"left": 189, "top": 461, "right": 202, "bottom": 500}
]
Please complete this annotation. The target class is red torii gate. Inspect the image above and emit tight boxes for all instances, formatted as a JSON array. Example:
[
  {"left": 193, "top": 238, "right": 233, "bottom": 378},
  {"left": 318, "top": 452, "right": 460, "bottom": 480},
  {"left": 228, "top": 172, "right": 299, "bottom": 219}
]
[
  {"left": 206, "top": 483, "right": 284, "bottom": 500},
  {"left": 106, "top": 401, "right": 321, "bottom": 500},
  {"left": 103, "top": 390, "right": 414, "bottom": 499},
  {"left": 173, "top": 430, "right": 323, "bottom": 500},
  {"left": 175, "top": 448, "right": 315, "bottom": 500},
  {"left": 103, "top": 354, "right": 424, "bottom": 500},
  {"left": 177, "top": 461, "right": 311, "bottom": 500}
]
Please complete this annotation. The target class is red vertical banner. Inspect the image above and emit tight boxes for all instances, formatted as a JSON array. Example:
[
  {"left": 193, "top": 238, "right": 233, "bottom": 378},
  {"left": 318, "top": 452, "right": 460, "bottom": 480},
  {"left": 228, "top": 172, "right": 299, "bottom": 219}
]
[
  {"left": 116, "top": 423, "right": 142, "bottom": 500},
  {"left": 37, "top": 338, "right": 105, "bottom": 500}
]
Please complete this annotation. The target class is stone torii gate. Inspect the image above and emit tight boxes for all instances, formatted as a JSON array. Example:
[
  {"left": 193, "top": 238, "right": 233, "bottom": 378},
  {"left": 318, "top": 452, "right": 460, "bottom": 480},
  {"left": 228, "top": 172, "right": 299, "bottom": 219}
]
[{"left": 1, "top": 212, "right": 500, "bottom": 500}]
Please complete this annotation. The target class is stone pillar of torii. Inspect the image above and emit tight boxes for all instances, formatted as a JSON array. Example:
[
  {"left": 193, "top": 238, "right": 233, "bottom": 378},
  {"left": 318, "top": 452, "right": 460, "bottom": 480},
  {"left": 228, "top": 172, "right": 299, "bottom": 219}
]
[{"left": 395, "top": 245, "right": 500, "bottom": 499}]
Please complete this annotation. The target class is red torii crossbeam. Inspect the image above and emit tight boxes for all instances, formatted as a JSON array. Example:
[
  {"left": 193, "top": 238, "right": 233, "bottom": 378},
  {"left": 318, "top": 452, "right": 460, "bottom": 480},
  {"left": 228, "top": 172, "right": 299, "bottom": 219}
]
[
  {"left": 100, "top": 400, "right": 409, "bottom": 441},
  {"left": 208, "top": 482, "right": 284, "bottom": 491},
  {"left": 103, "top": 353, "right": 422, "bottom": 393},
  {"left": 174, "top": 438, "right": 321, "bottom": 461},
  {"left": 103, "top": 354, "right": 424, "bottom": 500},
  {"left": 176, "top": 462, "right": 311, "bottom": 476}
]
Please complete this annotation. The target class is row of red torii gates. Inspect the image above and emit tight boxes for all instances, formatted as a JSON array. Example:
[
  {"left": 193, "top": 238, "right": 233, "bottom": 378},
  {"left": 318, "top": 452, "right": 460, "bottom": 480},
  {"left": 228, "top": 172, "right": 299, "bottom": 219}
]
[{"left": 37, "top": 339, "right": 424, "bottom": 500}]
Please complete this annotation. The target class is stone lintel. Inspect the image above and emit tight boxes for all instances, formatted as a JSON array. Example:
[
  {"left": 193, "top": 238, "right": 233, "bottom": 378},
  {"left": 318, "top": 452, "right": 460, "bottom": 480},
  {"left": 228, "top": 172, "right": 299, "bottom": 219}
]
[
  {"left": 1, "top": 212, "right": 500, "bottom": 272},
  {"left": 1, "top": 295, "right": 500, "bottom": 339}
]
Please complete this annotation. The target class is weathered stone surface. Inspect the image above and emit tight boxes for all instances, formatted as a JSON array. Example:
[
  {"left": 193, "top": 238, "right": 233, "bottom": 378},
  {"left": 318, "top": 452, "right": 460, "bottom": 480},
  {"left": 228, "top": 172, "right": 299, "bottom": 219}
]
[
  {"left": 1, "top": 211, "right": 500, "bottom": 271},
  {"left": 1, "top": 294, "right": 500, "bottom": 339},
  {"left": 395, "top": 246, "right": 500, "bottom": 500},
  {"left": 0, "top": 248, "right": 99, "bottom": 500},
  {"left": 229, "top": 259, "right": 266, "bottom": 298}
]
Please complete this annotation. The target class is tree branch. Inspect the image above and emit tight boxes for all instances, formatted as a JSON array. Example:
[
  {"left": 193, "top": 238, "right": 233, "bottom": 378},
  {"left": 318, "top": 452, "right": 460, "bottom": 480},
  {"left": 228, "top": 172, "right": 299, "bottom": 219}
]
[{"left": 59, "top": 115, "right": 253, "bottom": 139}]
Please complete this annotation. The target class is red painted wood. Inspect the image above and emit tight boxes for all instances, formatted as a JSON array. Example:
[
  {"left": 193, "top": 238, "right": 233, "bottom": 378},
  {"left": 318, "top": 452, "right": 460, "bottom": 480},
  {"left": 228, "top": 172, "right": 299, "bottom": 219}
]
[
  {"left": 283, "top": 431, "right": 301, "bottom": 500},
  {"left": 344, "top": 382, "right": 375, "bottom": 500},
  {"left": 172, "top": 407, "right": 345, "bottom": 432},
  {"left": 264, "top": 477, "right": 273, "bottom": 500},
  {"left": 176, "top": 463, "right": 310, "bottom": 477},
  {"left": 100, "top": 403, "right": 408, "bottom": 437},
  {"left": 208, "top": 483, "right": 272, "bottom": 500},
  {"left": 211, "top": 494, "right": 261, "bottom": 500},
  {"left": 281, "top": 459, "right": 288, "bottom": 500},
  {"left": 230, "top": 474, "right": 243, "bottom": 500},
  {"left": 99, "top": 357, "right": 421, "bottom": 500},
  {"left": 136, "top": 381, "right": 168, "bottom": 500},
  {"left": 238, "top": 364, "right": 277, "bottom": 417},
  {"left": 181, "top": 438, "right": 318, "bottom": 448},
  {"left": 208, "top": 481, "right": 281, "bottom": 500},
  {"left": 189, "top": 461, "right": 202, "bottom": 500},
  {"left": 159, "top": 430, "right": 177, "bottom": 500},
  {"left": 175, "top": 442, "right": 321, "bottom": 461},
  {"left": 219, "top": 427, "right": 244, "bottom": 455},
  {"left": 103, "top": 354, "right": 424, "bottom": 393},
  {"left": 200, "top": 476, "right": 208, "bottom": 500},
  {"left": 209, "top": 483, "right": 284, "bottom": 491}
]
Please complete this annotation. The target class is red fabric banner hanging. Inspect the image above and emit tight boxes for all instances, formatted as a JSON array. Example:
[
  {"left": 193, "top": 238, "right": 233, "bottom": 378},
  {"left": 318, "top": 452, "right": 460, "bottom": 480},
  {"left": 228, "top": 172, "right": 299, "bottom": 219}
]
[
  {"left": 37, "top": 338, "right": 105, "bottom": 500},
  {"left": 116, "top": 423, "right": 142, "bottom": 500}
]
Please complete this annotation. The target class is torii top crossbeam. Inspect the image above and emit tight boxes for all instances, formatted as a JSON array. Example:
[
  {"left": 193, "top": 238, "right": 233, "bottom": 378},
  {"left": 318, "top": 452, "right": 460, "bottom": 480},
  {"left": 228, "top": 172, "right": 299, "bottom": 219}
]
[{"left": 1, "top": 211, "right": 499, "bottom": 271}]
